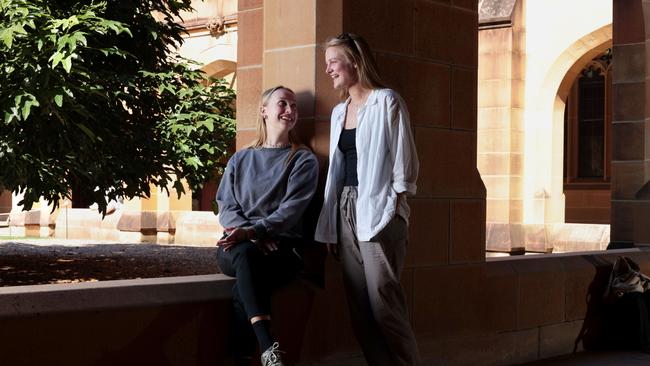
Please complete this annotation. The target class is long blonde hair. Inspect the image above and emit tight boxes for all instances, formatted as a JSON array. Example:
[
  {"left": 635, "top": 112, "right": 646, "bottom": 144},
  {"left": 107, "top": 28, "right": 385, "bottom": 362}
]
[
  {"left": 325, "top": 33, "right": 386, "bottom": 100},
  {"left": 246, "top": 85, "right": 307, "bottom": 164}
]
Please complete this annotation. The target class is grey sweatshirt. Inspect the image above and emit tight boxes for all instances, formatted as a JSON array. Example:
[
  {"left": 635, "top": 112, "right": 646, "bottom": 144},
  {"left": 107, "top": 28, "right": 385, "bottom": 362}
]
[{"left": 216, "top": 146, "right": 319, "bottom": 240}]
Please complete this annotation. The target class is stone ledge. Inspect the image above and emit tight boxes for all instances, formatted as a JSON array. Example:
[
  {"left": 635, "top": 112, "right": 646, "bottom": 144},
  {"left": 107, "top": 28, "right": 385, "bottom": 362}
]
[
  {"left": 486, "top": 247, "right": 649, "bottom": 262},
  {"left": 486, "top": 223, "right": 610, "bottom": 253},
  {"left": 0, "top": 274, "right": 234, "bottom": 317},
  {"left": 2, "top": 249, "right": 650, "bottom": 365}
]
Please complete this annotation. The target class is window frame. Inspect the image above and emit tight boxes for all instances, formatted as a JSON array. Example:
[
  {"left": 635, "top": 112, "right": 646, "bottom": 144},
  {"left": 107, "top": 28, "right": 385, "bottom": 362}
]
[{"left": 564, "top": 58, "right": 612, "bottom": 191}]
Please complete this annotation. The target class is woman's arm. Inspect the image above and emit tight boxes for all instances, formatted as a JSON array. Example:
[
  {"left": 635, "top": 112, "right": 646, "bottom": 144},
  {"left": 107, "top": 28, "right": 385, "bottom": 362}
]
[
  {"left": 215, "top": 154, "right": 249, "bottom": 227},
  {"left": 387, "top": 93, "right": 419, "bottom": 195}
]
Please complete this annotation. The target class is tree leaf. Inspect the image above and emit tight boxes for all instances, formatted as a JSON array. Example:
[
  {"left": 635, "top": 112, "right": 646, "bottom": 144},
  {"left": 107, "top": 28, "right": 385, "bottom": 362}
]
[
  {"left": 1, "top": 28, "right": 13, "bottom": 48},
  {"left": 62, "top": 55, "right": 72, "bottom": 73},
  {"left": 21, "top": 102, "right": 31, "bottom": 120},
  {"left": 76, "top": 123, "right": 96, "bottom": 141},
  {"left": 50, "top": 51, "right": 64, "bottom": 67},
  {"left": 0, "top": 0, "right": 234, "bottom": 214}
]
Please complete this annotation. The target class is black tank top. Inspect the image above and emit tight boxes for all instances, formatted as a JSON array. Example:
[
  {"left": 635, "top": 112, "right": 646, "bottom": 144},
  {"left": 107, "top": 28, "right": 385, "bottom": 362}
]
[{"left": 338, "top": 128, "right": 358, "bottom": 186}]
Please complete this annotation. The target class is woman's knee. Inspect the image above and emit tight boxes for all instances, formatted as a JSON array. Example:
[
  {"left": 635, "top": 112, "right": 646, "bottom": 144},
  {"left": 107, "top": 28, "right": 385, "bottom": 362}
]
[
  {"left": 217, "top": 242, "right": 259, "bottom": 274},
  {"left": 230, "top": 241, "right": 264, "bottom": 265}
]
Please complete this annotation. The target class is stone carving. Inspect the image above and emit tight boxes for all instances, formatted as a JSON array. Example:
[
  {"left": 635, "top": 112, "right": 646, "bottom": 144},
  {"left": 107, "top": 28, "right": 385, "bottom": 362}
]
[
  {"left": 478, "top": 0, "right": 516, "bottom": 24},
  {"left": 206, "top": 16, "right": 226, "bottom": 37}
]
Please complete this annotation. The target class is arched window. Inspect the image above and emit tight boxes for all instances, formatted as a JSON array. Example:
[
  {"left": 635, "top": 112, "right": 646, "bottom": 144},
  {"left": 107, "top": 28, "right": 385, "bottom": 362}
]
[
  {"left": 564, "top": 49, "right": 612, "bottom": 185},
  {"left": 563, "top": 49, "right": 612, "bottom": 225}
]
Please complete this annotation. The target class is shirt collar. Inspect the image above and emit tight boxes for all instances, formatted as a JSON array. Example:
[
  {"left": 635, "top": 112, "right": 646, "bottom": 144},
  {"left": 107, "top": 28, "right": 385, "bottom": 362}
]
[
  {"left": 344, "top": 88, "right": 379, "bottom": 108},
  {"left": 365, "top": 89, "right": 379, "bottom": 106}
]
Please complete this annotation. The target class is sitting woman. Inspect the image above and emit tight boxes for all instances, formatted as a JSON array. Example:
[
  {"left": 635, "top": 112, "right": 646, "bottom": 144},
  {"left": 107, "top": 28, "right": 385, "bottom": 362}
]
[{"left": 216, "top": 85, "right": 319, "bottom": 366}]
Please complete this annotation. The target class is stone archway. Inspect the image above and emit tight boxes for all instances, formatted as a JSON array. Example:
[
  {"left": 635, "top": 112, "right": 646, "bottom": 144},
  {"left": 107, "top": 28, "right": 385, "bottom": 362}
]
[
  {"left": 525, "top": 23, "right": 612, "bottom": 226},
  {"left": 546, "top": 26, "right": 612, "bottom": 225},
  {"left": 479, "top": 1, "right": 613, "bottom": 253},
  {"left": 201, "top": 59, "right": 236, "bottom": 80}
]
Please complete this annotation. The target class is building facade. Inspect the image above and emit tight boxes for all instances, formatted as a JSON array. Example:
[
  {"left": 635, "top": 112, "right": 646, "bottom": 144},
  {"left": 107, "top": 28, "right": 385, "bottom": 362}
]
[
  {"left": 479, "top": 0, "right": 614, "bottom": 253},
  {"left": 5, "top": 1, "right": 650, "bottom": 365}
]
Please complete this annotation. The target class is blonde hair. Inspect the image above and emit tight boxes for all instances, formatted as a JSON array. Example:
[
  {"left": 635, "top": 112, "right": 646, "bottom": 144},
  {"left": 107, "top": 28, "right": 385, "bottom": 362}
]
[
  {"left": 246, "top": 85, "right": 307, "bottom": 164},
  {"left": 325, "top": 33, "right": 386, "bottom": 100}
]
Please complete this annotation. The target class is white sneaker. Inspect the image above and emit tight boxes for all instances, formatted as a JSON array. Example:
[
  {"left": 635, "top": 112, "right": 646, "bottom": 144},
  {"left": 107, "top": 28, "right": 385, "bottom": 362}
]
[{"left": 260, "top": 342, "right": 285, "bottom": 366}]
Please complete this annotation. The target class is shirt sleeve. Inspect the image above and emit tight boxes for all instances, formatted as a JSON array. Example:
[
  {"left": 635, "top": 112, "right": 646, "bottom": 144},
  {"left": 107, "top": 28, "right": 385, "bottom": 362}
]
[
  {"left": 251, "top": 151, "right": 319, "bottom": 239},
  {"left": 387, "top": 92, "right": 419, "bottom": 195},
  {"left": 215, "top": 154, "right": 249, "bottom": 228}
]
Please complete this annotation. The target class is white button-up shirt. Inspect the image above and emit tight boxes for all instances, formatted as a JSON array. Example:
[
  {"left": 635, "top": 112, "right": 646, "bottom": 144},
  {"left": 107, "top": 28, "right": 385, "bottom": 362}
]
[{"left": 315, "top": 88, "right": 419, "bottom": 243}]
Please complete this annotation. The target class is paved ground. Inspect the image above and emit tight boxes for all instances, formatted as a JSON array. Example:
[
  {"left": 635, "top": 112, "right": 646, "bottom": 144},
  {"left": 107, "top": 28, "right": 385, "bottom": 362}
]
[
  {"left": 0, "top": 238, "right": 219, "bottom": 286},
  {"left": 521, "top": 351, "right": 650, "bottom": 365}
]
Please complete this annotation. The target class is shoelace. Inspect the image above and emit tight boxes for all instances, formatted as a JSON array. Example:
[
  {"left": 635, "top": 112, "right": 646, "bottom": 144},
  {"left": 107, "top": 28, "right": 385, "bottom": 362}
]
[{"left": 264, "top": 342, "right": 283, "bottom": 364}]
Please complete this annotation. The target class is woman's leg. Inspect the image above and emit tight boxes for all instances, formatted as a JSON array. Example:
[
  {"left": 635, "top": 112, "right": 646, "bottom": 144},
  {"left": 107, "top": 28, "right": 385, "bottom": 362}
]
[
  {"left": 231, "top": 295, "right": 256, "bottom": 365},
  {"left": 218, "top": 241, "right": 276, "bottom": 359},
  {"left": 338, "top": 187, "right": 394, "bottom": 366},
  {"left": 218, "top": 241, "right": 273, "bottom": 320},
  {"left": 217, "top": 239, "right": 302, "bottom": 363},
  {"left": 359, "top": 216, "right": 420, "bottom": 366}
]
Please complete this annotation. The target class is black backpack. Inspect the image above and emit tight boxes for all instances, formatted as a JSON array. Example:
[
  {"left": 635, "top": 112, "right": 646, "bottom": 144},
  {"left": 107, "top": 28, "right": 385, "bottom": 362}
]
[{"left": 575, "top": 256, "right": 650, "bottom": 353}]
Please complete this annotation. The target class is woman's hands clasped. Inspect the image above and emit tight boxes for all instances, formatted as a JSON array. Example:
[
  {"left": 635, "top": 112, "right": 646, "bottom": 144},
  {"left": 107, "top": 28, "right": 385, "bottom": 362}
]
[
  {"left": 217, "top": 227, "right": 251, "bottom": 251},
  {"left": 217, "top": 226, "right": 280, "bottom": 255}
]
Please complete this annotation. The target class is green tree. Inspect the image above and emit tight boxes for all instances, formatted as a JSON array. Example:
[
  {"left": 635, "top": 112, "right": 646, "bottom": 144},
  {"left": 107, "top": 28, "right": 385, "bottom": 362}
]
[{"left": 0, "top": 0, "right": 236, "bottom": 214}]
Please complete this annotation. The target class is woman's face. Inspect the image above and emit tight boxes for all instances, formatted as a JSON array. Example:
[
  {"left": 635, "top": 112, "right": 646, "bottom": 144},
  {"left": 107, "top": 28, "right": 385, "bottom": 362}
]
[
  {"left": 325, "top": 46, "right": 358, "bottom": 90},
  {"left": 261, "top": 88, "right": 298, "bottom": 134}
]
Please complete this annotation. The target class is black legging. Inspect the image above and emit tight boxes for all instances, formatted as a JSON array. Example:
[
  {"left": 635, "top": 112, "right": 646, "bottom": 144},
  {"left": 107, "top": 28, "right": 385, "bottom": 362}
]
[
  {"left": 217, "top": 239, "right": 303, "bottom": 317},
  {"left": 216, "top": 239, "right": 303, "bottom": 357}
]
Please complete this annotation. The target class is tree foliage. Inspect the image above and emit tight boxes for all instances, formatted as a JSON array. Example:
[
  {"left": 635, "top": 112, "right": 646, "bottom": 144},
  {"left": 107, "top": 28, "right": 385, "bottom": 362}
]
[{"left": 0, "top": 0, "right": 236, "bottom": 214}]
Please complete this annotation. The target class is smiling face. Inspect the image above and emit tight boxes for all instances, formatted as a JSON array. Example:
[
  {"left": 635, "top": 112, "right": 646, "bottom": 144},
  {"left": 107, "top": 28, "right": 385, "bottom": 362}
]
[
  {"left": 260, "top": 88, "right": 298, "bottom": 136},
  {"left": 325, "top": 46, "right": 358, "bottom": 91}
]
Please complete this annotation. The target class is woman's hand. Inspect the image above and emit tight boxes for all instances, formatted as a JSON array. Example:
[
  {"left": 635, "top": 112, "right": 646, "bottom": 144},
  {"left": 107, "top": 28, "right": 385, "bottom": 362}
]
[
  {"left": 327, "top": 243, "right": 339, "bottom": 261},
  {"left": 217, "top": 227, "right": 252, "bottom": 251},
  {"left": 257, "top": 239, "right": 280, "bottom": 255},
  {"left": 396, "top": 192, "right": 406, "bottom": 206}
]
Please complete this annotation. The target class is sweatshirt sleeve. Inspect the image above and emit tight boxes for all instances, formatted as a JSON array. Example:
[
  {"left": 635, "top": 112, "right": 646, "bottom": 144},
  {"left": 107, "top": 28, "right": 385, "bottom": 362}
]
[
  {"left": 251, "top": 151, "right": 319, "bottom": 239},
  {"left": 215, "top": 154, "right": 249, "bottom": 228},
  {"left": 387, "top": 92, "right": 419, "bottom": 195}
]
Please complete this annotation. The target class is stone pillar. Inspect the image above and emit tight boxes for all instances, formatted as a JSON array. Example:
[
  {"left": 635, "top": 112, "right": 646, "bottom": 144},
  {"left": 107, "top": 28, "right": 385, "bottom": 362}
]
[
  {"left": 118, "top": 181, "right": 190, "bottom": 242},
  {"left": 359, "top": 1, "right": 485, "bottom": 354},
  {"left": 344, "top": 0, "right": 485, "bottom": 267},
  {"left": 478, "top": 0, "right": 526, "bottom": 252},
  {"left": 235, "top": 0, "right": 339, "bottom": 154},
  {"left": 235, "top": 0, "right": 263, "bottom": 149},
  {"left": 236, "top": 0, "right": 485, "bottom": 363},
  {"left": 611, "top": 0, "right": 647, "bottom": 244},
  {"left": 235, "top": 1, "right": 345, "bottom": 362}
]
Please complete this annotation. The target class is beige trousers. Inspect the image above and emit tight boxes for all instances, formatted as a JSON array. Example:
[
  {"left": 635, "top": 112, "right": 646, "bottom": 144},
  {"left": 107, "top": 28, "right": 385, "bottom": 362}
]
[{"left": 338, "top": 186, "right": 420, "bottom": 366}]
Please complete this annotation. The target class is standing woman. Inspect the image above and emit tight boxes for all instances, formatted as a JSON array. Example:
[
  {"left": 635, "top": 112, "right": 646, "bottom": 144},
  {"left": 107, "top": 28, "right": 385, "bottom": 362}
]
[
  {"left": 216, "top": 86, "right": 319, "bottom": 366},
  {"left": 315, "top": 33, "right": 420, "bottom": 366}
]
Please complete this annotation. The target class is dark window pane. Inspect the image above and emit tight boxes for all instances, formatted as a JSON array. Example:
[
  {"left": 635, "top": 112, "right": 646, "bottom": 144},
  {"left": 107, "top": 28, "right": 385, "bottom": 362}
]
[{"left": 577, "top": 73, "right": 605, "bottom": 178}]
